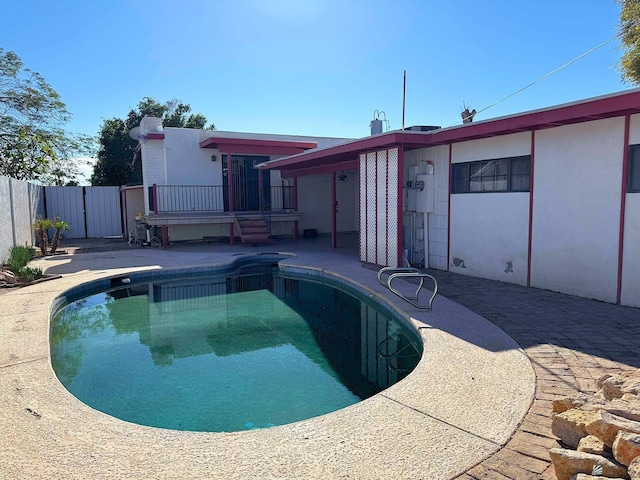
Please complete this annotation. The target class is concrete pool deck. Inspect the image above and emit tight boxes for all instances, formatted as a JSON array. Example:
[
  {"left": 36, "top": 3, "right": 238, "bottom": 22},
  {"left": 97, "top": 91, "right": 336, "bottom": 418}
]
[{"left": 0, "top": 237, "right": 638, "bottom": 479}]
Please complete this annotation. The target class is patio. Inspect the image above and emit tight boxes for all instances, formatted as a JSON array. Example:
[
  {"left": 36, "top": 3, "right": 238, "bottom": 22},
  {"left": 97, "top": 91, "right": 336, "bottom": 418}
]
[{"left": 1, "top": 236, "right": 638, "bottom": 479}]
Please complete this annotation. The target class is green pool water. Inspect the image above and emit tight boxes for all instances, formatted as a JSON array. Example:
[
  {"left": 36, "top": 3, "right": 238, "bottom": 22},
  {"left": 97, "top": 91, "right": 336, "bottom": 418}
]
[{"left": 50, "top": 268, "right": 421, "bottom": 432}]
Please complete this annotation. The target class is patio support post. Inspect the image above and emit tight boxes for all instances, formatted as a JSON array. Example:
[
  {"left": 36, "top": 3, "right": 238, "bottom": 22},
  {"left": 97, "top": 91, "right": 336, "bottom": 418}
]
[
  {"left": 331, "top": 171, "right": 337, "bottom": 249},
  {"left": 153, "top": 183, "right": 158, "bottom": 215},
  {"left": 122, "top": 189, "right": 129, "bottom": 238},
  {"left": 527, "top": 131, "right": 536, "bottom": 287},
  {"left": 293, "top": 177, "right": 298, "bottom": 240},
  {"left": 225, "top": 151, "right": 235, "bottom": 244},
  {"left": 258, "top": 168, "right": 264, "bottom": 211}
]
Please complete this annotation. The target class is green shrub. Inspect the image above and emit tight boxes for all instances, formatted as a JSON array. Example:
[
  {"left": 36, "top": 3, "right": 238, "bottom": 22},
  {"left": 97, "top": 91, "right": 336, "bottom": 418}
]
[
  {"left": 8, "top": 245, "right": 34, "bottom": 275},
  {"left": 21, "top": 266, "right": 43, "bottom": 282}
]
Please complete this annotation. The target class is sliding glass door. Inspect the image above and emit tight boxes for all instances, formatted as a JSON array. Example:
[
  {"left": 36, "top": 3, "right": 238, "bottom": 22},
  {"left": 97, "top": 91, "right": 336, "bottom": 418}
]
[{"left": 222, "top": 155, "right": 270, "bottom": 212}]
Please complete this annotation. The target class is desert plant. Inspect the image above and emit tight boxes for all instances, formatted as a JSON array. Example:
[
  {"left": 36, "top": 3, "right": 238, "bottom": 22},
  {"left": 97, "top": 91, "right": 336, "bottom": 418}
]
[
  {"left": 20, "top": 266, "right": 43, "bottom": 282},
  {"left": 49, "top": 217, "right": 70, "bottom": 254},
  {"left": 8, "top": 245, "right": 34, "bottom": 275},
  {"left": 33, "top": 217, "right": 53, "bottom": 255}
]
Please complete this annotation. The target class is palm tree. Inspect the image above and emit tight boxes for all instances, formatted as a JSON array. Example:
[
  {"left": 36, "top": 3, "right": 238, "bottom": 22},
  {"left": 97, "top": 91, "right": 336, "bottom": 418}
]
[
  {"left": 33, "top": 217, "right": 52, "bottom": 256},
  {"left": 49, "top": 217, "right": 70, "bottom": 254}
]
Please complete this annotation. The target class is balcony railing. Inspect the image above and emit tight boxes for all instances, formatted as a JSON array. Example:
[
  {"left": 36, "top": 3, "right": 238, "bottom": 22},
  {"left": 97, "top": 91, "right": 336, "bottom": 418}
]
[
  {"left": 151, "top": 185, "right": 225, "bottom": 213},
  {"left": 150, "top": 184, "right": 297, "bottom": 214},
  {"left": 262, "top": 186, "right": 296, "bottom": 212}
]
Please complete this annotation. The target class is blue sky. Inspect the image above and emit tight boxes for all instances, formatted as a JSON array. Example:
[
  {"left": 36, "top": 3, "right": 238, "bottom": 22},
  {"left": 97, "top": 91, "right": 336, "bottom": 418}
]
[{"left": 1, "top": 0, "right": 630, "bottom": 142}]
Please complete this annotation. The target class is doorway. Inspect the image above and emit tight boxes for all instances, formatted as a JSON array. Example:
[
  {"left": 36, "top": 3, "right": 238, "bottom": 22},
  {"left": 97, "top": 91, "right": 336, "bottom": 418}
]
[{"left": 222, "top": 155, "right": 271, "bottom": 212}]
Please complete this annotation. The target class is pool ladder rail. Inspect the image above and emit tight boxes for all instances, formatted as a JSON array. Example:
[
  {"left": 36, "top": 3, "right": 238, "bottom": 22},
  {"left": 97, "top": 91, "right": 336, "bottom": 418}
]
[
  {"left": 377, "top": 267, "right": 438, "bottom": 311},
  {"left": 378, "top": 335, "right": 422, "bottom": 373}
]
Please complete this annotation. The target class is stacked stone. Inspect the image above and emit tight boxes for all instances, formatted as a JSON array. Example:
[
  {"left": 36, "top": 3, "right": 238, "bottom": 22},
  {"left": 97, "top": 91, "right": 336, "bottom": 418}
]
[{"left": 550, "top": 369, "right": 640, "bottom": 480}]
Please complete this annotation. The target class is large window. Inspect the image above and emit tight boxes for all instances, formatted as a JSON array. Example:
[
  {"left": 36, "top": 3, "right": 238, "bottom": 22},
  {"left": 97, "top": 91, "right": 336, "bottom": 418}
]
[
  {"left": 451, "top": 155, "right": 530, "bottom": 193},
  {"left": 629, "top": 145, "right": 640, "bottom": 193}
]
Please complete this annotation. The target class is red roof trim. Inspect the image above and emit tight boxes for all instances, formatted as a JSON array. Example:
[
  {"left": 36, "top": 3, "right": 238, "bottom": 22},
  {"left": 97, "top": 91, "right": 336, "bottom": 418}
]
[
  {"left": 428, "top": 89, "right": 640, "bottom": 145},
  {"left": 147, "top": 133, "right": 165, "bottom": 140},
  {"left": 261, "top": 89, "right": 640, "bottom": 172},
  {"left": 199, "top": 136, "right": 317, "bottom": 156},
  {"left": 260, "top": 132, "right": 430, "bottom": 171},
  {"left": 200, "top": 136, "right": 318, "bottom": 150}
]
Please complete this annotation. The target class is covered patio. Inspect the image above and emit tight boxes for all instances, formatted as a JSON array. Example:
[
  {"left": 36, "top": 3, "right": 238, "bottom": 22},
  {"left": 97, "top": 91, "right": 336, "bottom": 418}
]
[{"left": 258, "top": 131, "right": 435, "bottom": 266}]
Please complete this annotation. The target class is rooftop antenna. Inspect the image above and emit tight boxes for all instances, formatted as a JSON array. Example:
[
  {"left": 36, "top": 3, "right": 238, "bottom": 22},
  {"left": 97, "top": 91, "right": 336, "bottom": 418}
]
[{"left": 402, "top": 69, "right": 406, "bottom": 130}]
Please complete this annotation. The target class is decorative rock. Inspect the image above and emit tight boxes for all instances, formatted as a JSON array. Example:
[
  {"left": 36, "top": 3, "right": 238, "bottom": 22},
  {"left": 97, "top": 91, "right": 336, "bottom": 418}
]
[
  {"left": 577, "top": 435, "right": 609, "bottom": 457},
  {"left": 629, "top": 456, "right": 640, "bottom": 480},
  {"left": 586, "top": 410, "right": 640, "bottom": 447},
  {"left": 613, "top": 431, "right": 640, "bottom": 466},
  {"left": 606, "top": 398, "right": 640, "bottom": 423},
  {"left": 598, "top": 373, "right": 615, "bottom": 390},
  {"left": 600, "top": 376, "right": 627, "bottom": 400},
  {"left": 554, "top": 394, "right": 592, "bottom": 414},
  {"left": 553, "top": 409, "right": 599, "bottom": 448},
  {"left": 600, "top": 372, "right": 640, "bottom": 401},
  {"left": 549, "top": 448, "right": 629, "bottom": 480},
  {"left": 1, "top": 270, "right": 17, "bottom": 284}
]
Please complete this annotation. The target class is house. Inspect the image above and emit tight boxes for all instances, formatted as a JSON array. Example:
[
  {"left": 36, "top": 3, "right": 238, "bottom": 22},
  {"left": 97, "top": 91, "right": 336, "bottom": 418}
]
[
  {"left": 132, "top": 89, "right": 640, "bottom": 307},
  {"left": 125, "top": 115, "right": 351, "bottom": 246}
]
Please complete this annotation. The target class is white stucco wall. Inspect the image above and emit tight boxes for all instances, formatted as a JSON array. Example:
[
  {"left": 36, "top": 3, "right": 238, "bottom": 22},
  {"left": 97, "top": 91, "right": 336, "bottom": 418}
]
[
  {"left": 297, "top": 172, "right": 358, "bottom": 234},
  {"left": 449, "top": 132, "right": 531, "bottom": 284},
  {"left": 530, "top": 117, "right": 624, "bottom": 303},
  {"left": 450, "top": 193, "right": 530, "bottom": 284},
  {"left": 298, "top": 174, "right": 332, "bottom": 233},
  {"left": 336, "top": 170, "right": 358, "bottom": 233},
  {"left": 452, "top": 132, "right": 531, "bottom": 162},
  {"left": 164, "top": 129, "right": 222, "bottom": 186},
  {"left": 141, "top": 138, "right": 167, "bottom": 214}
]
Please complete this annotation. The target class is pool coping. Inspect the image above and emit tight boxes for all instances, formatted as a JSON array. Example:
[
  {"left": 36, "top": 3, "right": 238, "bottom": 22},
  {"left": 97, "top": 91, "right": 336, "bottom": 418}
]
[{"left": 0, "top": 250, "right": 536, "bottom": 480}]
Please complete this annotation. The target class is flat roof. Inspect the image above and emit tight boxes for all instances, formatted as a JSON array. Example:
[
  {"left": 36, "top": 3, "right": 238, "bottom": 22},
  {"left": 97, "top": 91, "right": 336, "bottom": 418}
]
[{"left": 259, "top": 88, "right": 640, "bottom": 174}]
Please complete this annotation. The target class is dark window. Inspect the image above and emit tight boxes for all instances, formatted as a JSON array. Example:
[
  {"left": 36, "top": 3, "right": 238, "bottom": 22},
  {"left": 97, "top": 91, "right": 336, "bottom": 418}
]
[
  {"left": 629, "top": 145, "right": 640, "bottom": 193},
  {"left": 451, "top": 155, "right": 530, "bottom": 193}
]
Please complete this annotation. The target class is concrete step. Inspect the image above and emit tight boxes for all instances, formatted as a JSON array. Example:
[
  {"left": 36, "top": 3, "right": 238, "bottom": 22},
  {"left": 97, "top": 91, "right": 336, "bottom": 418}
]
[{"left": 236, "top": 215, "right": 271, "bottom": 244}]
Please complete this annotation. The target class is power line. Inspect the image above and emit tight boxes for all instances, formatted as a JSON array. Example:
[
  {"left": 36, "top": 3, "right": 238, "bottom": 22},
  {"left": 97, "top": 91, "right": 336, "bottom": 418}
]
[{"left": 460, "top": 25, "right": 632, "bottom": 124}]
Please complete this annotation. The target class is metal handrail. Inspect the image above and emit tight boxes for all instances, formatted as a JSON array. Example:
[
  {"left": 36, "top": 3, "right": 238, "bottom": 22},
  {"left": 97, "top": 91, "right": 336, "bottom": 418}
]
[
  {"left": 378, "top": 267, "right": 422, "bottom": 286},
  {"left": 377, "top": 266, "right": 438, "bottom": 311}
]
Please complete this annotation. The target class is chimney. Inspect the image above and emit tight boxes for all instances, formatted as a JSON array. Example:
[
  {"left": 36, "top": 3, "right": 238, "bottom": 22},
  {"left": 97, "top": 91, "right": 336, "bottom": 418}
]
[{"left": 140, "top": 115, "right": 164, "bottom": 135}]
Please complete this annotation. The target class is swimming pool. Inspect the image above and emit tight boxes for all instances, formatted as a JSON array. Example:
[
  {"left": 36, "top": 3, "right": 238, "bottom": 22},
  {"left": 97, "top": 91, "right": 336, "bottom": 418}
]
[{"left": 50, "top": 258, "right": 422, "bottom": 432}]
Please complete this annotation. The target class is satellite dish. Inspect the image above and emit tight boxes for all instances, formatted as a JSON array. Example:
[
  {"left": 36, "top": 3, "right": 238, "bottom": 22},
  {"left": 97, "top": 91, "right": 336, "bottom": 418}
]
[{"left": 128, "top": 126, "right": 141, "bottom": 140}]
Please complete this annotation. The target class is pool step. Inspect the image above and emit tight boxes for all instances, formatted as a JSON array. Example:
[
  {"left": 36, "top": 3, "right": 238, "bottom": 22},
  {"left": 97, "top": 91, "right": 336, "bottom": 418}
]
[{"left": 236, "top": 216, "right": 272, "bottom": 245}]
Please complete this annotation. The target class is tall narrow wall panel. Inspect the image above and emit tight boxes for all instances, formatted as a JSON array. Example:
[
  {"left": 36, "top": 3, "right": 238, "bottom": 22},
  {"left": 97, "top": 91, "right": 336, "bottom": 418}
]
[
  {"left": 366, "top": 153, "right": 377, "bottom": 263},
  {"left": 359, "top": 147, "right": 401, "bottom": 267},
  {"left": 359, "top": 153, "right": 367, "bottom": 262},
  {"left": 386, "top": 148, "right": 399, "bottom": 266},
  {"left": 376, "top": 151, "right": 388, "bottom": 265}
]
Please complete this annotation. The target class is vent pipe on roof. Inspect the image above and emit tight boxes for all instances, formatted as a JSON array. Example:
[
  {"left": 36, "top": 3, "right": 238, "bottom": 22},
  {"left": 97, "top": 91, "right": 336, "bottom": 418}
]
[{"left": 370, "top": 110, "right": 389, "bottom": 136}]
